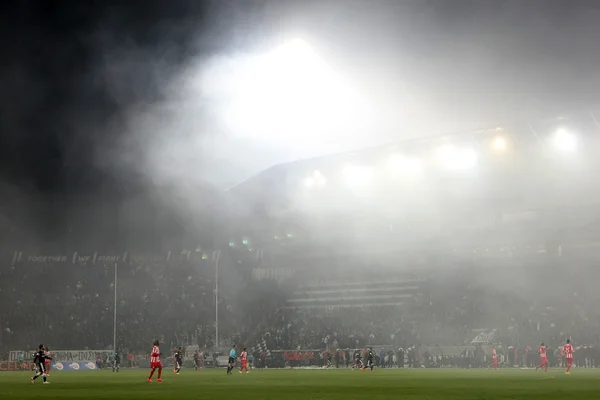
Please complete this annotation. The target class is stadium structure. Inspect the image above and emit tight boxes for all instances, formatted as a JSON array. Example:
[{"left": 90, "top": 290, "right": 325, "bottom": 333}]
[
  {"left": 221, "top": 109, "right": 600, "bottom": 335},
  {"left": 5, "top": 109, "right": 600, "bottom": 360},
  {"left": 226, "top": 109, "right": 600, "bottom": 264}
]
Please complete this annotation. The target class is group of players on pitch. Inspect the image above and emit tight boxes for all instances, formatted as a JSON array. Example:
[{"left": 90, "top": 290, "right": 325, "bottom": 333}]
[
  {"left": 147, "top": 340, "right": 186, "bottom": 382},
  {"left": 147, "top": 341, "right": 251, "bottom": 382},
  {"left": 352, "top": 347, "right": 376, "bottom": 371},
  {"left": 29, "top": 338, "right": 576, "bottom": 384},
  {"left": 488, "top": 339, "right": 575, "bottom": 374}
]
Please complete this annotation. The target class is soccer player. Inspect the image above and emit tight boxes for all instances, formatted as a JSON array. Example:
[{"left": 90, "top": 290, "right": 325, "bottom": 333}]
[
  {"left": 173, "top": 347, "right": 183, "bottom": 374},
  {"left": 112, "top": 351, "right": 121, "bottom": 372},
  {"left": 239, "top": 347, "right": 249, "bottom": 373},
  {"left": 352, "top": 350, "right": 363, "bottom": 370},
  {"left": 148, "top": 340, "right": 163, "bottom": 382},
  {"left": 363, "top": 347, "right": 375, "bottom": 372},
  {"left": 563, "top": 339, "right": 574, "bottom": 374},
  {"left": 30, "top": 344, "right": 51, "bottom": 384},
  {"left": 193, "top": 350, "right": 201, "bottom": 371},
  {"left": 227, "top": 345, "right": 237, "bottom": 375},
  {"left": 536, "top": 343, "right": 549, "bottom": 372},
  {"left": 44, "top": 347, "right": 52, "bottom": 376},
  {"left": 489, "top": 347, "right": 499, "bottom": 369}
]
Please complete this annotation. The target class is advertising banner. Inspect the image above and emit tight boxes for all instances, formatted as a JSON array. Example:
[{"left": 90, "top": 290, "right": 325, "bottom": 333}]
[
  {"left": 9, "top": 350, "right": 111, "bottom": 363},
  {"left": 10, "top": 250, "right": 194, "bottom": 266},
  {"left": 0, "top": 361, "right": 35, "bottom": 371},
  {"left": 52, "top": 361, "right": 97, "bottom": 371}
]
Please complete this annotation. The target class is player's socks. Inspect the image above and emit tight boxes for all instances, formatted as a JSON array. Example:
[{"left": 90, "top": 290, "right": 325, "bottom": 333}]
[
  {"left": 149, "top": 370, "right": 155, "bottom": 379},
  {"left": 157, "top": 369, "right": 162, "bottom": 380}
]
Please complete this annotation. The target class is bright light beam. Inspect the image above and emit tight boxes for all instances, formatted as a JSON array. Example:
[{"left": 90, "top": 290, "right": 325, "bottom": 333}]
[
  {"left": 491, "top": 136, "right": 507, "bottom": 152},
  {"left": 210, "top": 38, "right": 370, "bottom": 154},
  {"left": 303, "top": 170, "right": 327, "bottom": 189},
  {"left": 341, "top": 165, "right": 373, "bottom": 190},
  {"left": 436, "top": 145, "right": 477, "bottom": 171},
  {"left": 553, "top": 129, "right": 577, "bottom": 152},
  {"left": 387, "top": 154, "right": 423, "bottom": 178}
]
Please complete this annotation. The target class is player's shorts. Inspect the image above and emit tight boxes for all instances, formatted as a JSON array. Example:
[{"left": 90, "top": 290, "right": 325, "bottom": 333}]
[
  {"left": 175, "top": 358, "right": 182, "bottom": 366},
  {"left": 150, "top": 361, "right": 163, "bottom": 369},
  {"left": 566, "top": 358, "right": 573, "bottom": 365},
  {"left": 541, "top": 357, "right": 548, "bottom": 364},
  {"left": 228, "top": 357, "right": 235, "bottom": 364},
  {"left": 241, "top": 361, "right": 247, "bottom": 367},
  {"left": 37, "top": 363, "right": 46, "bottom": 374}
]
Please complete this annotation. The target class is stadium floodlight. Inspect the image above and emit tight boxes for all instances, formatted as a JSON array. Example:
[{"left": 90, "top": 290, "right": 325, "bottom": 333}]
[
  {"left": 436, "top": 145, "right": 477, "bottom": 171},
  {"left": 341, "top": 164, "right": 373, "bottom": 189},
  {"left": 386, "top": 154, "right": 423, "bottom": 178},
  {"left": 491, "top": 136, "right": 507, "bottom": 152},
  {"left": 553, "top": 128, "right": 577, "bottom": 152},
  {"left": 209, "top": 38, "right": 369, "bottom": 153},
  {"left": 303, "top": 170, "right": 327, "bottom": 189},
  {"left": 304, "top": 177, "right": 315, "bottom": 188},
  {"left": 313, "top": 170, "right": 327, "bottom": 187}
]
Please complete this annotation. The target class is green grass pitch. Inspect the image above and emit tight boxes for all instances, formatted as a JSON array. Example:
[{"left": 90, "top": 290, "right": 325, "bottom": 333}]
[{"left": 0, "top": 368, "right": 597, "bottom": 400}]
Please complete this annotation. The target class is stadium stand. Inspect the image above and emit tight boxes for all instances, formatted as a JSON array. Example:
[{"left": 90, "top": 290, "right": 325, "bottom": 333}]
[{"left": 4, "top": 110, "right": 600, "bottom": 368}]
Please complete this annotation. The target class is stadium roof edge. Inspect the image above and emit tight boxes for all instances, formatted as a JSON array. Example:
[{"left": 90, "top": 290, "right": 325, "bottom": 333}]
[{"left": 226, "top": 106, "right": 600, "bottom": 194}]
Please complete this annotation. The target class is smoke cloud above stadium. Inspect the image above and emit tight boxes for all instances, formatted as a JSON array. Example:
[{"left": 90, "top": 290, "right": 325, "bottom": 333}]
[
  {"left": 3, "top": 1, "right": 600, "bottom": 362},
  {"left": 75, "top": 0, "right": 600, "bottom": 193}
]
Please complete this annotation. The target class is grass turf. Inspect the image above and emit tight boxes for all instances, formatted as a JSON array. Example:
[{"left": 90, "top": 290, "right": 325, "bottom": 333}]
[{"left": 0, "top": 368, "right": 597, "bottom": 400}]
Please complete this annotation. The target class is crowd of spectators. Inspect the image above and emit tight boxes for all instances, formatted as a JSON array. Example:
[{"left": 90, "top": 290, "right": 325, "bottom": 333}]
[
  {"left": 250, "top": 261, "right": 600, "bottom": 366},
  {"left": 0, "top": 249, "right": 248, "bottom": 355},
  {"left": 2, "top": 240, "right": 600, "bottom": 371}
]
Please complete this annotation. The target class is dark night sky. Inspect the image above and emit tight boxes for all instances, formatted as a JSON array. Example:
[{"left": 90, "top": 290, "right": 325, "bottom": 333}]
[
  {"left": 2, "top": 0, "right": 600, "bottom": 207},
  {"left": 0, "top": 0, "right": 210, "bottom": 194}
]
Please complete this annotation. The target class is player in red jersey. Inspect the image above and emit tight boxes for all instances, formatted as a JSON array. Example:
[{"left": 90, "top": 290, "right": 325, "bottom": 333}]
[
  {"left": 562, "top": 339, "right": 574, "bottom": 374},
  {"left": 488, "top": 347, "right": 499, "bottom": 369},
  {"left": 536, "top": 342, "right": 549, "bottom": 372},
  {"left": 44, "top": 347, "right": 52, "bottom": 376},
  {"left": 239, "top": 347, "right": 249, "bottom": 374},
  {"left": 148, "top": 340, "right": 163, "bottom": 382}
]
